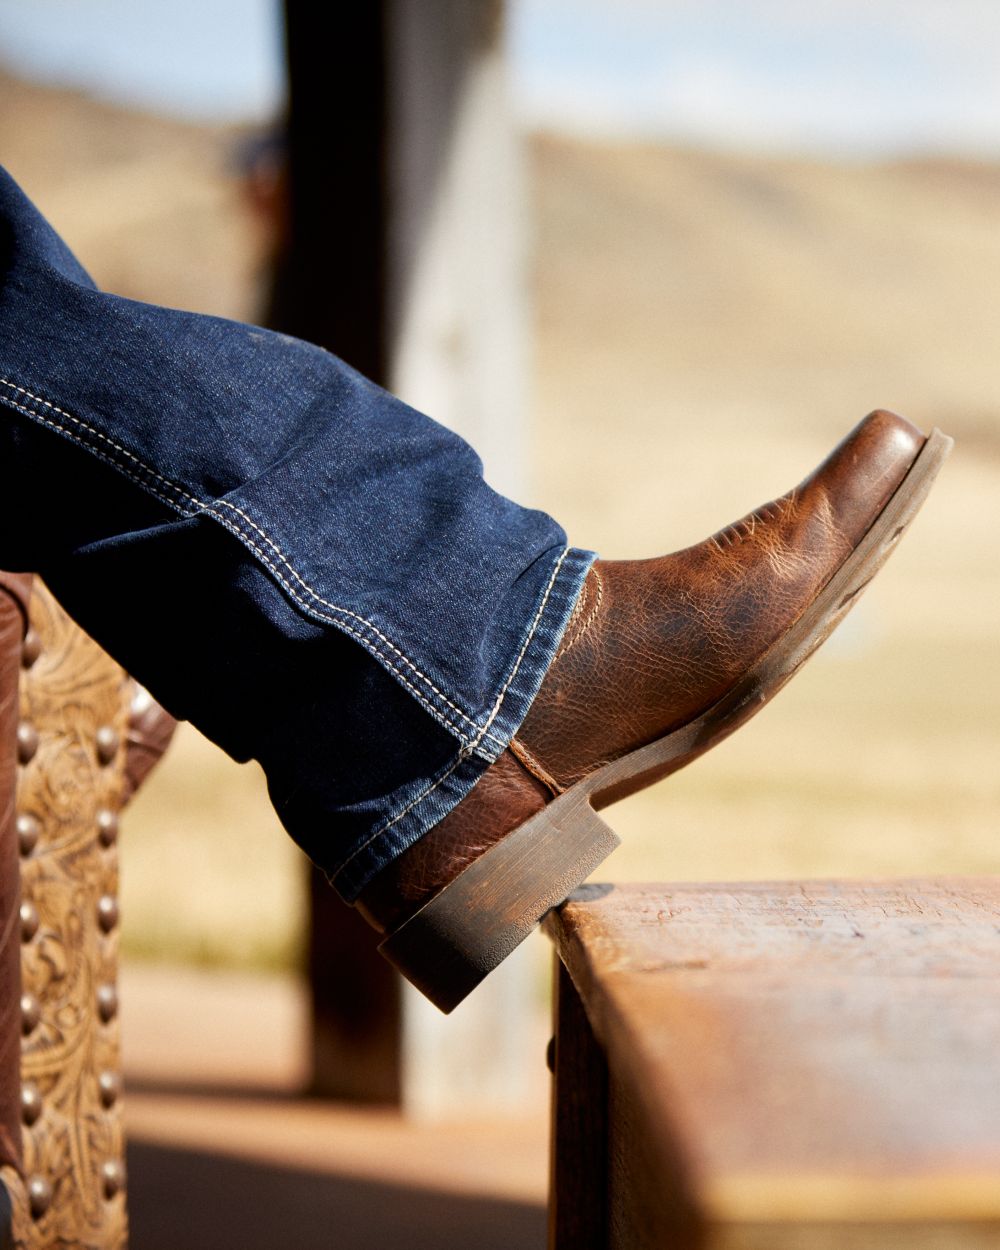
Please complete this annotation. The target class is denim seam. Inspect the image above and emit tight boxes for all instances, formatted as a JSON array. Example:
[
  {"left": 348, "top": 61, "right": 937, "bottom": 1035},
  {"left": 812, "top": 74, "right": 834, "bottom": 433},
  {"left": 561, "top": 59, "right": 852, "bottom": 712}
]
[
  {"left": 202, "top": 512, "right": 484, "bottom": 744},
  {"left": 0, "top": 375, "right": 509, "bottom": 748},
  {"left": 208, "top": 496, "right": 501, "bottom": 747},
  {"left": 330, "top": 544, "right": 571, "bottom": 882},
  {"left": 0, "top": 378, "right": 203, "bottom": 509},
  {"left": 0, "top": 391, "right": 201, "bottom": 515},
  {"left": 468, "top": 544, "right": 570, "bottom": 755}
]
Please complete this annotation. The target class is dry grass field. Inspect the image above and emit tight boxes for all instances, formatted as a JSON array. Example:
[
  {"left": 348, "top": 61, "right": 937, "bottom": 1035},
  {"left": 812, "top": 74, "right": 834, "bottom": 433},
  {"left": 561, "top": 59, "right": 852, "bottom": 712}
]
[
  {"left": 528, "top": 133, "right": 1000, "bottom": 901},
  {"left": 2, "top": 74, "right": 996, "bottom": 972}
]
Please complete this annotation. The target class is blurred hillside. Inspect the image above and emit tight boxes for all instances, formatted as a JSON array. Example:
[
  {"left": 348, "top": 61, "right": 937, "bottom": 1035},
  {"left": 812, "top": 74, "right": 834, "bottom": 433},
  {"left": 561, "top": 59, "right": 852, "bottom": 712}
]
[
  {"left": 1, "top": 71, "right": 996, "bottom": 971},
  {"left": 0, "top": 71, "right": 261, "bottom": 315}
]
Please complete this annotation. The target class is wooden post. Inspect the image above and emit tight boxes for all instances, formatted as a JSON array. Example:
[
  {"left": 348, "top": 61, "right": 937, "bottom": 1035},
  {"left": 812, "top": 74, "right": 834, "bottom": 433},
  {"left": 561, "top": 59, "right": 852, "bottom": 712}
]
[
  {"left": 275, "top": 1, "right": 534, "bottom": 1114},
  {"left": 549, "top": 958, "right": 609, "bottom": 1250}
]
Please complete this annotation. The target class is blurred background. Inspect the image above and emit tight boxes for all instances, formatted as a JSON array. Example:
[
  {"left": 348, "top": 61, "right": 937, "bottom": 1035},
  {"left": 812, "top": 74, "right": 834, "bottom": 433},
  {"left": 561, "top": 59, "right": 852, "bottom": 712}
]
[{"left": 1, "top": 1, "right": 998, "bottom": 1246}]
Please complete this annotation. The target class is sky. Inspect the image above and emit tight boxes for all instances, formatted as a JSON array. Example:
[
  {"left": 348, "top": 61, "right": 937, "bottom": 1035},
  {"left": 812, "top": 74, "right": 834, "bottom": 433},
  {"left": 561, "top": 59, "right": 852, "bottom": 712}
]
[{"left": 1, "top": 0, "right": 1000, "bottom": 157}]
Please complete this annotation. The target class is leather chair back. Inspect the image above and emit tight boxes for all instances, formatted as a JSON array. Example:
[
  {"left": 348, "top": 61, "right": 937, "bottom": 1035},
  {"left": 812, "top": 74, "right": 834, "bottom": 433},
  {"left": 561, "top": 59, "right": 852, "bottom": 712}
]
[
  {"left": 0, "top": 575, "right": 174, "bottom": 1249},
  {"left": 0, "top": 574, "right": 30, "bottom": 1177}
]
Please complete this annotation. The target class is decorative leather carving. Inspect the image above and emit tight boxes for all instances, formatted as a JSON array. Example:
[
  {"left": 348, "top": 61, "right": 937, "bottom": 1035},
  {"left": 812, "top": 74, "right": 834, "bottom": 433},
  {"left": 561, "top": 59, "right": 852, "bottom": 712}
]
[{"left": 3, "top": 582, "right": 131, "bottom": 1250}]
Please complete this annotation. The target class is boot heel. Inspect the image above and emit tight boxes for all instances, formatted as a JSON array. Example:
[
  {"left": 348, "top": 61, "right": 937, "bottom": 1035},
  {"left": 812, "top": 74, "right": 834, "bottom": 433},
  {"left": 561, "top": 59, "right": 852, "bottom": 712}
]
[{"left": 378, "top": 794, "right": 620, "bottom": 1012}]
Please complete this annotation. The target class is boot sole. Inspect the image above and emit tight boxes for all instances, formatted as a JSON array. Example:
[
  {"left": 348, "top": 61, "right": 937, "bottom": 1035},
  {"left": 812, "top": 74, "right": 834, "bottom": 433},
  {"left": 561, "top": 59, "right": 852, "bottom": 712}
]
[{"left": 380, "top": 428, "right": 953, "bottom": 1011}]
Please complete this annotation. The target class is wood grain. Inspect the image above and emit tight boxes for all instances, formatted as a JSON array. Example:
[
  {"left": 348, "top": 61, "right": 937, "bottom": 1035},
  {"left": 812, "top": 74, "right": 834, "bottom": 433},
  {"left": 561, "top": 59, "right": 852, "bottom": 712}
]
[
  {"left": 546, "top": 879, "right": 1000, "bottom": 1247},
  {"left": 549, "top": 956, "right": 610, "bottom": 1250}
]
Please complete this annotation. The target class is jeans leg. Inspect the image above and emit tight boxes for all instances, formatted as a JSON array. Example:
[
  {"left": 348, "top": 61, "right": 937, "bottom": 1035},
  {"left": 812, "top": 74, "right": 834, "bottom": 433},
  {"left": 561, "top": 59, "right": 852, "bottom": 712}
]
[{"left": 0, "top": 167, "right": 595, "bottom": 898}]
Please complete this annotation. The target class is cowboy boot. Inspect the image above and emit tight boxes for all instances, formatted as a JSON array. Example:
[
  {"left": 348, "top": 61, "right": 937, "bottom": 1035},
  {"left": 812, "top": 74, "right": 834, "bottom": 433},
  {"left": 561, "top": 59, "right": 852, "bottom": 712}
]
[{"left": 356, "top": 409, "right": 952, "bottom": 1010}]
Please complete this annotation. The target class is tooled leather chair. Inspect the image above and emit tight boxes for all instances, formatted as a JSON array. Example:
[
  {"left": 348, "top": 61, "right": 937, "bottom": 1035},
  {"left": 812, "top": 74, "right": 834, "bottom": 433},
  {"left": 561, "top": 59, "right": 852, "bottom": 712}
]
[{"left": 0, "top": 573, "right": 173, "bottom": 1250}]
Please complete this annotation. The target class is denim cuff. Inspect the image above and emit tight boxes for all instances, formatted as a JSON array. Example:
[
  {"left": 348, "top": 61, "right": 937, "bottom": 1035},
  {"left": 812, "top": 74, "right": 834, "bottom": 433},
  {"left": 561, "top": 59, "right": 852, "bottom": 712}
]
[
  {"left": 330, "top": 545, "right": 596, "bottom": 900},
  {"left": 0, "top": 167, "right": 598, "bottom": 907}
]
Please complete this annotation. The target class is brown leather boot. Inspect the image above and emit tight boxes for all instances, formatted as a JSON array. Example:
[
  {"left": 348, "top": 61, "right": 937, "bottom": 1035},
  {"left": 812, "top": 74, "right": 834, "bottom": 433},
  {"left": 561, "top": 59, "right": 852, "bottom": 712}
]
[{"left": 357, "top": 411, "right": 952, "bottom": 1010}]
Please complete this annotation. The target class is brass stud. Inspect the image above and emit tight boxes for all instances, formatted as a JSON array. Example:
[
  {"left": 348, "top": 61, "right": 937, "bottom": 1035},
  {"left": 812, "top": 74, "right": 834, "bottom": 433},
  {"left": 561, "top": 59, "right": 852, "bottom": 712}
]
[
  {"left": 98, "top": 1071, "right": 121, "bottom": 1109},
  {"left": 27, "top": 1175, "right": 52, "bottom": 1219},
  {"left": 96, "top": 808, "right": 119, "bottom": 847},
  {"left": 101, "top": 1159, "right": 125, "bottom": 1200},
  {"left": 96, "top": 983, "right": 118, "bottom": 1023},
  {"left": 21, "top": 627, "right": 41, "bottom": 669},
  {"left": 20, "top": 993, "right": 40, "bottom": 1036},
  {"left": 17, "top": 812, "right": 40, "bottom": 856},
  {"left": 21, "top": 1083, "right": 42, "bottom": 1126},
  {"left": 95, "top": 726, "right": 119, "bottom": 766},
  {"left": 16, "top": 722, "right": 39, "bottom": 765},
  {"left": 97, "top": 896, "right": 119, "bottom": 933},
  {"left": 19, "top": 901, "right": 39, "bottom": 943}
]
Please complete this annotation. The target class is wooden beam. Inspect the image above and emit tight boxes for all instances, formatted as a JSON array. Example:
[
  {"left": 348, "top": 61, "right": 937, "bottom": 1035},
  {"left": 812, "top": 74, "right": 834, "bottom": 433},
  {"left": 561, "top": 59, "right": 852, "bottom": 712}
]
[
  {"left": 271, "top": 3, "right": 387, "bottom": 382},
  {"left": 546, "top": 880, "right": 1000, "bottom": 1247}
]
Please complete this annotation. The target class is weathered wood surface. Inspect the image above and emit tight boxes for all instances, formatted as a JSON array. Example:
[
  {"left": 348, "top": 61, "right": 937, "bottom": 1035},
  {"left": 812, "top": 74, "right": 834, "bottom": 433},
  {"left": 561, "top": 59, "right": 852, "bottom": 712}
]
[
  {"left": 548, "top": 957, "right": 609, "bottom": 1250},
  {"left": 546, "top": 879, "right": 1000, "bottom": 1249}
]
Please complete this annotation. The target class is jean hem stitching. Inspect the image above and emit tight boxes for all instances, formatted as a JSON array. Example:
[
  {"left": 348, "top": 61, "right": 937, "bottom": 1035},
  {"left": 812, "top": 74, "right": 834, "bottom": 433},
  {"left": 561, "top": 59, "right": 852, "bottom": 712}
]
[
  {"left": 0, "top": 375, "right": 508, "bottom": 748},
  {"left": 330, "top": 543, "right": 579, "bottom": 884}
]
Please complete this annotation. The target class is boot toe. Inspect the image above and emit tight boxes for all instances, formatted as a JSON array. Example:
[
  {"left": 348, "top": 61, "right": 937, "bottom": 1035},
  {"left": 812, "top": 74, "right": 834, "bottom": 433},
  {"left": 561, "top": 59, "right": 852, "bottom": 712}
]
[{"left": 799, "top": 409, "right": 926, "bottom": 549}]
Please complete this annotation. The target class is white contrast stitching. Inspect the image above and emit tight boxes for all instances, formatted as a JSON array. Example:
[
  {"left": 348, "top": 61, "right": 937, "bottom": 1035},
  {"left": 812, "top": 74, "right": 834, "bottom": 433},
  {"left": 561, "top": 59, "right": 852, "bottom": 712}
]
[
  {"left": 472, "top": 545, "right": 569, "bottom": 749},
  {"left": 0, "top": 377, "right": 200, "bottom": 508},
  {"left": 0, "top": 395, "right": 201, "bottom": 516},
  {"left": 210, "top": 497, "right": 483, "bottom": 737},
  {"left": 4, "top": 375, "right": 581, "bottom": 877},
  {"left": 333, "top": 545, "right": 572, "bottom": 879},
  {"left": 203, "top": 509, "right": 478, "bottom": 742},
  {"left": 341, "top": 751, "right": 471, "bottom": 873},
  {"left": 0, "top": 376, "right": 502, "bottom": 745}
]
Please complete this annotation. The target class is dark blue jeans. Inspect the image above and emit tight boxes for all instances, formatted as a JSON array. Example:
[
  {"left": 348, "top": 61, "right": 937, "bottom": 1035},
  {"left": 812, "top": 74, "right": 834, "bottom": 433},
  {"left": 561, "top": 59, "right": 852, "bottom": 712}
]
[{"left": 0, "top": 167, "right": 594, "bottom": 899}]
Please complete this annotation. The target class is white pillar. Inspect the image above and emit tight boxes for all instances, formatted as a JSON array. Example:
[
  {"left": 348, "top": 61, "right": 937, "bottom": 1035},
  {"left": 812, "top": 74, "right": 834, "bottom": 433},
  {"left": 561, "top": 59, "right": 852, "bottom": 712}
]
[{"left": 386, "top": 0, "right": 537, "bottom": 1118}]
